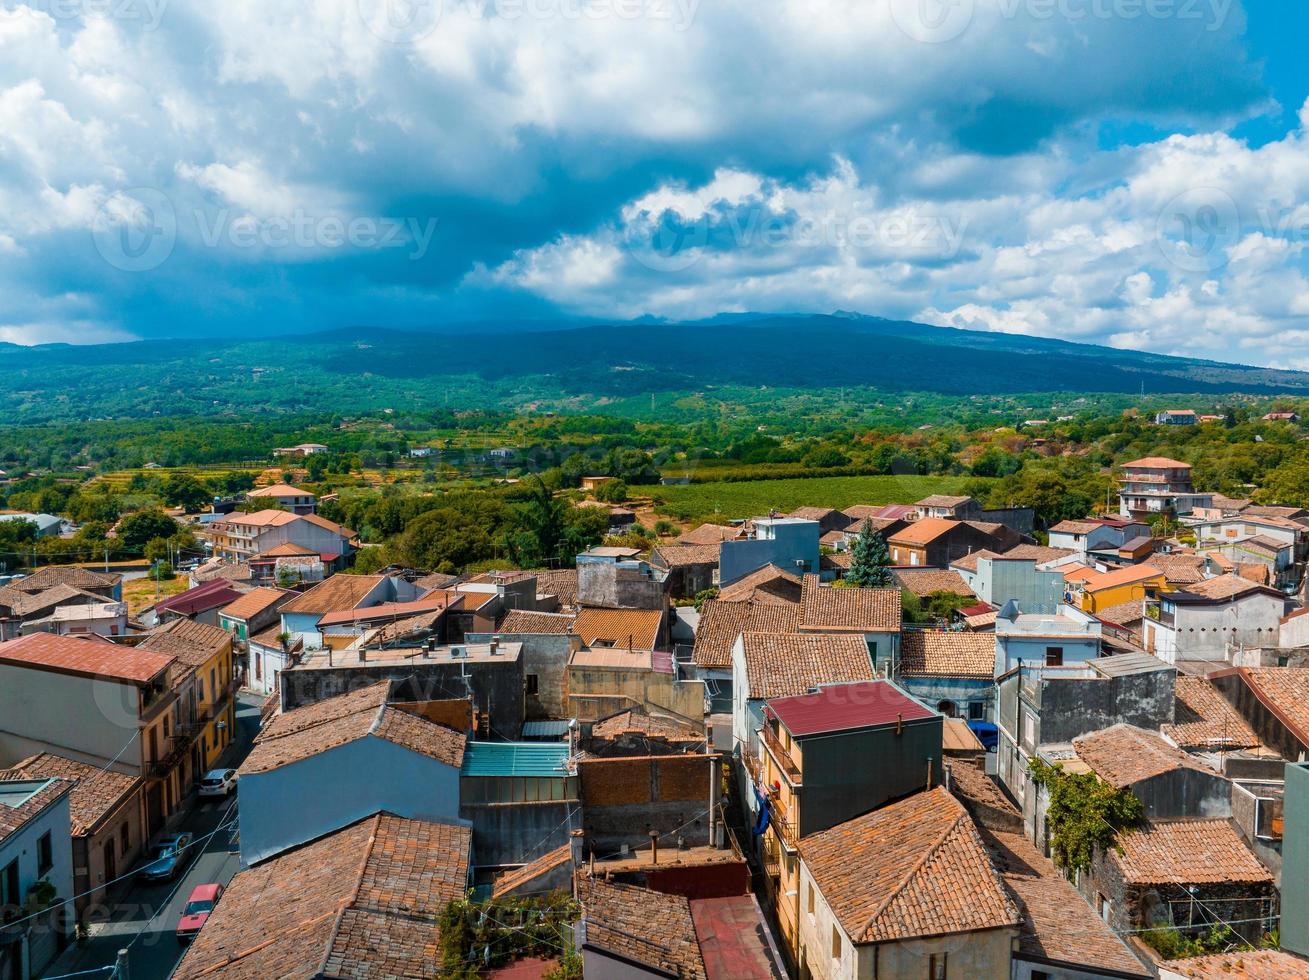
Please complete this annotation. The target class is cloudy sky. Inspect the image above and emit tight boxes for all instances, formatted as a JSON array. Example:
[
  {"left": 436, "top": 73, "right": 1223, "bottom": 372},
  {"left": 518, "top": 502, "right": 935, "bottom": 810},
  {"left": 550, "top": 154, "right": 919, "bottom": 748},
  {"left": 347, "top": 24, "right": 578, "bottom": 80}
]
[{"left": 2, "top": 0, "right": 1308, "bottom": 366}]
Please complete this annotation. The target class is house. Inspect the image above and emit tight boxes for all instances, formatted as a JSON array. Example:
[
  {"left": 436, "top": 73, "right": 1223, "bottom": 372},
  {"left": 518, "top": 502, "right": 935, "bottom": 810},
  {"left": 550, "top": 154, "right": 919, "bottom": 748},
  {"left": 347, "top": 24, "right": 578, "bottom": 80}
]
[
  {"left": 0, "top": 633, "right": 185, "bottom": 838},
  {"left": 246, "top": 482, "right": 316, "bottom": 514},
  {"left": 716, "top": 564, "right": 802, "bottom": 605},
  {"left": 6, "top": 567, "right": 121, "bottom": 601},
  {"left": 0, "top": 513, "right": 67, "bottom": 538},
  {"left": 0, "top": 580, "right": 128, "bottom": 642},
  {"left": 276, "top": 573, "right": 421, "bottom": 649},
  {"left": 1144, "top": 575, "right": 1286, "bottom": 664},
  {"left": 137, "top": 618, "right": 239, "bottom": 776},
  {"left": 1063, "top": 562, "right": 1168, "bottom": 613},
  {"left": 1208, "top": 667, "right": 1309, "bottom": 762},
  {"left": 572, "top": 605, "right": 665, "bottom": 651},
  {"left": 461, "top": 741, "right": 579, "bottom": 867},
  {"left": 18, "top": 599, "right": 127, "bottom": 639},
  {"left": 720, "top": 517, "right": 821, "bottom": 585},
  {"left": 271, "top": 442, "right": 329, "bottom": 456},
  {"left": 1263, "top": 411, "right": 1300, "bottom": 422},
  {"left": 217, "top": 586, "right": 293, "bottom": 649},
  {"left": 995, "top": 652, "right": 1176, "bottom": 843},
  {"left": 0, "top": 753, "right": 143, "bottom": 914},
  {"left": 476, "top": 609, "right": 578, "bottom": 719},
  {"left": 730, "top": 634, "right": 876, "bottom": 764},
  {"left": 1117, "top": 457, "right": 1212, "bottom": 518},
  {"left": 896, "top": 631, "right": 996, "bottom": 720},
  {"left": 994, "top": 602, "right": 1103, "bottom": 672},
  {"left": 959, "top": 553, "right": 1065, "bottom": 614},
  {"left": 585, "top": 705, "right": 706, "bottom": 757},
  {"left": 0, "top": 776, "right": 75, "bottom": 978},
  {"left": 142, "top": 577, "right": 245, "bottom": 628},
  {"left": 1160, "top": 950, "right": 1309, "bottom": 979},
  {"left": 690, "top": 600, "right": 800, "bottom": 711},
  {"left": 1073, "top": 723, "right": 1232, "bottom": 820},
  {"left": 652, "top": 544, "right": 720, "bottom": 599},
  {"left": 677, "top": 522, "right": 745, "bottom": 546},
  {"left": 173, "top": 814, "right": 471, "bottom": 980},
  {"left": 749, "top": 680, "right": 942, "bottom": 963},
  {"left": 208, "top": 509, "right": 354, "bottom": 563},
  {"left": 245, "top": 626, "right": 300, "bottom": 698},
  {"left": 886, "top": 517, "right": 1010, "bottom": 568},
  {"left": 235, "top": 680, "right": 466, "bottom": 864},
  {"left": 1155, "top": 409, "right": 1198, "bottom": 425},
  {"left": 787, "top": 506, "right": 848, "bottom": 534},
  {"left": 565, "top": 648, "right": 705, "bottom": 727},
  {"left": 798, "top": 575, "right": 901, "bottom": 670},
  {"left": 576, "top": 548, "right": 665, "bottom": 609},
  {"left": 797, "top": 788, "right": 1020, "bottom": 980},
  {"left": 1048, "top": 518, "right": 1151, "bottom": 557},
  {"left": 914, "top": 494, "right": 981, "bottom": 520},
  {"left": 1080, "top": 818, "right": 1274, "bottom": 945},
  {"left": 889, "top": 567, "right": 974, "bottom": 603}
]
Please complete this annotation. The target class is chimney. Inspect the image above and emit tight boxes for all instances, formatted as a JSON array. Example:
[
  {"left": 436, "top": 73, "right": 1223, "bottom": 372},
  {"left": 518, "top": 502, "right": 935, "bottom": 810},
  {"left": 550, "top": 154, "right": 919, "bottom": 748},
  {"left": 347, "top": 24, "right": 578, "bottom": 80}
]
[
  {"left": 570, "top": 829, "right": 585, "bottom": 868},
  {"left": 489, "top": 638, "right": 499, "bottom": 655},
  {"left": 359, "top": 649, "right": 367, "bottom": 663},
  {"left": 648, "top": 829, "right": 659, "bottom": 865}
]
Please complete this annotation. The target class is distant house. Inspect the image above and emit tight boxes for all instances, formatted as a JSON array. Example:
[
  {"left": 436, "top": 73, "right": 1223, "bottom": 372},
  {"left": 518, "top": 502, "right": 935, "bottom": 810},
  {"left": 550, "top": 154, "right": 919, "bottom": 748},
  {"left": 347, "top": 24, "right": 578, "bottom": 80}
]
[
  {"left": 720, "top": 517, "right": 821, "bottom": 585},
  {"left": 1154, "top": 409, "right": 1198, "bottom": 425},
  {"left": 272, "top": 443, "right": 328, "bottom": 457},
  {"left": 1263, "top": 411, "right": 1300, "bottom": 422},
  {"left": 208, "top": 509, "right": 355, "bottom": 563},
  {"left": 1118, "top": 457, "right": 1212, "bottom": 518},
  {"left": 276, "top": 573, "right": 421, "bottom": 649},
  {"left": 649, "top": 544, "right": 718, "bottom": 599},
  {"left": 915, "top": 494, "right": 981, "bottom": 520},
  {"left": 1143, "top": 574, "right": 1285, "bottom": 664},
  {"left": 246, "top": 483, "right": 316, "bottom": 515},
  {"left": 1062, "top": 562, "right": 1168, "bottom": 613},
  {"left": 887, "top": 517, "right": 1010, "bottom": 568},
  {"left": 0, "top": 512, "right": 67, "bottom": 538},
  {"left": 578, "top": 475, "right": 613, "bottom": 492}
]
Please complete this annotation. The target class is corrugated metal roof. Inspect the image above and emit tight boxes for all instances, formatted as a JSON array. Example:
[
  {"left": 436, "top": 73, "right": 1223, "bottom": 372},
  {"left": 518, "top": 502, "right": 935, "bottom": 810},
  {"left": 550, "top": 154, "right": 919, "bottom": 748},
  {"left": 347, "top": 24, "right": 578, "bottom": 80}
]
[
  {"left": 520, "top": 721, "right": 570, "bottom": 739},
  {"left": 461, "top": 742, "right": 571, "bottom": 777}
]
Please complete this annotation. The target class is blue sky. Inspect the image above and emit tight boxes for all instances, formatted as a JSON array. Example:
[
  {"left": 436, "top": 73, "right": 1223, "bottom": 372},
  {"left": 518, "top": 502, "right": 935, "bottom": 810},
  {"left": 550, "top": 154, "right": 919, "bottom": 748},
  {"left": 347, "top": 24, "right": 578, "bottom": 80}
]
[{"left": 1, "top": 0, "right": 1308, "bottom": 368}]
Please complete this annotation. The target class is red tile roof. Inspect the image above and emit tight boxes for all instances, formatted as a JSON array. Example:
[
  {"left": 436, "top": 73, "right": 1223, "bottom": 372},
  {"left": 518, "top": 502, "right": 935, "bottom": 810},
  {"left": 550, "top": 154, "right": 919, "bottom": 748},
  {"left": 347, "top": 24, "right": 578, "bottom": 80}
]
[
  {"left": 693, "top": 600, "right": 800, "bottom": 669},
  {"left": 799, "top": 575, "right": 900, "bottom": 632},
  {"left": 1163, "top": 950, "right": 1309, "bottom": 978},
  {"left": 1, "top": 753, "right": 141, "bottom": 837},
  {"left": 899, "top": 631, "right": 995, "bottom": 678},
  {"left": 738, "top": 631, "right": 875, "bottom": 701},
  {"left": 1111, "top": 819, "right": 1272, "bottom": 886},
  {"left": 0, "top": 632, "right": 173, "bottom": 685},
  {"left": 219, "top": 586, "right": 291, "bottom": 622},
  {"left": 766, "top": 679, "right": 935, "bottom": 736},
  {"left": 153, "top": 578, "right": 244, "bottom": 616}
]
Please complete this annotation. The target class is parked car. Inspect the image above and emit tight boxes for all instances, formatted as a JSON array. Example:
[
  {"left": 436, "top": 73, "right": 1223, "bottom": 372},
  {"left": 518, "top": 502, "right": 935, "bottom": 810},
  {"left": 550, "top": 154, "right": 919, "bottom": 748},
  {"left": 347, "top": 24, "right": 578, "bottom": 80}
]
[
  {"left": 140, "top": 833, "right": 195, "bottom": 882},
  {"left": 198, "top": 769, "right": 238, "bottom": 797},
  {"left": 176, "top": 883, "right": 223, "bottom": 943},
  {"left": 967, "top": 720, "right": 999, "bottom": 753}
]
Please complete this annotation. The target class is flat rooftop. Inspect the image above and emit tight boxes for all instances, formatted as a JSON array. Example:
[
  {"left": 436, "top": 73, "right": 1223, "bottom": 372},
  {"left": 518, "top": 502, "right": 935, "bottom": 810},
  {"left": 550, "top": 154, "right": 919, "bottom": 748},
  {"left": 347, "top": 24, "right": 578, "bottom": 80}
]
[{"left": 291, "top": 640, "right": 522, "bottom": 671}]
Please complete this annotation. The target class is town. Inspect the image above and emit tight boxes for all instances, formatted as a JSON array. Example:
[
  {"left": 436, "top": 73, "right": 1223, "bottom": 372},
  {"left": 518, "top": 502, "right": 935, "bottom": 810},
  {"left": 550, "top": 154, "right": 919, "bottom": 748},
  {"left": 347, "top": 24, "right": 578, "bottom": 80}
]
[{"left": 3, "top": 432, "right": 1309, "bottom": 980}]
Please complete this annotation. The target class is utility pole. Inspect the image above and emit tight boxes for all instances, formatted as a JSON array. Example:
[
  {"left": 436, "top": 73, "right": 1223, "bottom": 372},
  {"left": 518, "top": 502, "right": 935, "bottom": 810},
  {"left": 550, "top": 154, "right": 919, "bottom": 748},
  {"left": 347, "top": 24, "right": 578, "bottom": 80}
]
[{"left": 112, "top": 948, "right": 130, "bottom": 980}]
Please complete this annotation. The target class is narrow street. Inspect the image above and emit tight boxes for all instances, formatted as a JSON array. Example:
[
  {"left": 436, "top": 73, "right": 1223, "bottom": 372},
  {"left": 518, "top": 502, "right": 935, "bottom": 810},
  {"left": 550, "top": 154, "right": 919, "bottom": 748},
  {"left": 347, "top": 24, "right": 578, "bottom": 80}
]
[{"left": 42, "top": 692, "right": 263, "bottom": 980}]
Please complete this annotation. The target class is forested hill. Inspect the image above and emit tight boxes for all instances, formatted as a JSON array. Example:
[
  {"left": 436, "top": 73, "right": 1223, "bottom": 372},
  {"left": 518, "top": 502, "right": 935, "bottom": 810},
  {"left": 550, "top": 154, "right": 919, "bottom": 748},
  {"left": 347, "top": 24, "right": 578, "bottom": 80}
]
[{"left": 3, "top": 314, "right": 1308, "bottom": 424}]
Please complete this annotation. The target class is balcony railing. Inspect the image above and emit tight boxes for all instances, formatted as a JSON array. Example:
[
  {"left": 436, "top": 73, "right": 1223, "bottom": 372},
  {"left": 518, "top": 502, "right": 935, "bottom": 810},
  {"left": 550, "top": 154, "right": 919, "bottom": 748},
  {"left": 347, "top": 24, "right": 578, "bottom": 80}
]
[{"left": 760, "top": 726, "right": 802, "bottom": 786}]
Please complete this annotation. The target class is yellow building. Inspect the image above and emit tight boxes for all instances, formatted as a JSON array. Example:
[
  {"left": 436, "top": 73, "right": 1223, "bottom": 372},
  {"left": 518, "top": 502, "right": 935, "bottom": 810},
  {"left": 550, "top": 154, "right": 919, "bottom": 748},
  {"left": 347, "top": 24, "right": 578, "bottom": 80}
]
[
  {"left": 1064, "top": 563, "right": 1170, "bottom": 613},
  {"left": 139, "top": 619, "right": 239, "bottom": 775}
]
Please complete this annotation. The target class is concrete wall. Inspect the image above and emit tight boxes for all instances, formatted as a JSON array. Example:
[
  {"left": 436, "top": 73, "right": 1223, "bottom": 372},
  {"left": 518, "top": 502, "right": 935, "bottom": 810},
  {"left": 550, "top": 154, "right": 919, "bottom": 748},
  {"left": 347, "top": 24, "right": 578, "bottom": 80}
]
[
  {"left": 280, "top": 659, "right": 525, "bottom": 739},
  {"left": 1282, "top": 762, "right": 1309, "bottom": 957},
  {"left": 469, "top": 630, "right": 574, "bottom": 719},
  {"left": 1148, "top": 593, "right": 1286, "bottom": 663},
  {"left": 567, "top": 665, "right": 705, "bottom": 729},
  {"left": 1211, "top": 672, "right": 1307, "bottom": 761},
  {"left": 0, "top": 665, "right": 147, "bottom": 774},
  {"left": 0, "top": 790, "right": 75, "bottom": 977},
  {"left": 238, "top": 736, "right": 462, "bottom": 865},
  {"left": 578, "top": 754, "right": 715, "bottom": 852},
  {"left": 577, "top": 562, "right": 664, "bottom": 610},
  {"left": 720, "top": 522, "right": 820, "bottom": 586},
  {"left": 462, "top": 799, "right": 577, "bottom": 868},
  {"left": 973, "top": 558, "right": 1064, "bottom": 614},
  {"left": 1130, "top": 769, "right": 1231, "bottom": 821}
]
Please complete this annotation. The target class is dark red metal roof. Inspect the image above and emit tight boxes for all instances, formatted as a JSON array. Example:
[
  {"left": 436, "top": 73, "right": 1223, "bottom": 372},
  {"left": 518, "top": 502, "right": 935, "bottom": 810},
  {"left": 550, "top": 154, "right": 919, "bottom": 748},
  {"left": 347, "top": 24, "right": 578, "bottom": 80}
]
[
  {"left": 765, "top": 680, "right": 935, "bottom": 737},
  {"left": 690, "top": 895, "right": 785, "bottom": 980}
]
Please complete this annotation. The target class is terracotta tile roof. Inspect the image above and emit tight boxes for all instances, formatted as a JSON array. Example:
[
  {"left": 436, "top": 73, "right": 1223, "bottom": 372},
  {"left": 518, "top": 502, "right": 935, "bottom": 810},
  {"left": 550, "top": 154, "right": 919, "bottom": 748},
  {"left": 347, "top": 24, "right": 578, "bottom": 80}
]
[
  {"left": 652, "top": 544, "right": 721, "bottom": 568},
  {"left": 12, "top": 565, "right": 121, "bottom": 592},
  {"left": 916, "top": 495, "right": 973, "bottom": 508},
  {"left": 716, "top": 564, "right": 801, "bottom": 604},
  {"left": 800, "top": 575, "right": 900, "bottom": 632},
  {"left": 317, "top": 596, "right": 455, "bottom": 627},
  {"left": 891, "top": 568, "right": 975, "bottom": 598},
  {"left": 248, "top": 483, "right": 312, "bottom": 498},
  {"left": 532, "top": 569, "right": 578, "bottom": 609},
  {"left": 591, "top": 706, "right": 703, "bottom": 742},
  {"left": 789, "top": 506, "right": 837, "bottom": 521},
  {"left": 221, "top": 508, "right": 299, "bottom": 528},
  {"left": 175, "top": 813, "right": 470, "bottom": 980},
  {"left": 738, "top": 631, "right": 875, "bottom": 700},
  {"left": 1, "top": 753, "right": 140, "bottom": 836},
  {"left": 0, "top": 776, "right": 74, "bottom": 847},
  {"left": 953, "top": 544, "right": 1074, "bottom": 573},
  {"left": 693, "top": 600, "right": 800, "bottom": 669},
  {"left": 139, "top": 618, "right": 232, "bottom": 667},
  {"left": 1143, "top": 553, "right": 1207, "bottom": 585},
  {"left": 192, "top": 560, "right": 254, "bottom": 584},
  {"left": 947, "top": 762, "right": 1019, "bottom": 820},
  {"left": 899, "top": 631, "right": 995, "bottom": 679},
  {"left": 1164, "top": 678, "right": 1261, "bottom": 750},
  {"left": 0, "top": 582, "right": 113, "bottom": 617},
  {"left": 800, "top": 787, "right": 1019, "bottom": 944},
  {"left": 491, "top": 844, "right": 572, "bottom": 900},
  {"left": 1072, "top": 724, "right": 1215, "bottom": 788},
  {"left": 256, "top": 542, "right": 319, "bottom": 558},
  {"left": 1050, "top": 520, "right": 1100, "bottom": 534},
  {"left": 219, "top": 587, "right": 291, "bottom": 622},
  {"left": 1224, "top": 667, "right": 1309, "bottom": 746},
  {"left": 1072, "top": 563, "right": 1164, "bottom": 591},
  {"left": 1112, "top": 819, "right": 1272, "bottom": 886},
  {"left": 887, "top": 516, "right": 960, "bottom": 547},
  {"left": 950, "top": 549, "right": 999, "bottom": 573},
  {"left": 497, "top": 609, "right": 574, "bottom": 635},
  {"left": 577, "top": 876, "right": 706, "bottom": 980},
  {"left": 981, "top": 829, "right": 1148, "bottom": 977},
  {"left": 677, "top": 523, "right": 743, "bottom": 546},
  {"left": 366, "top": 610, "right": 445, "bottom": 646},
  {"left": 278, "top": 574, "right": 384, "bottom": 615},
  {"left": 1163, "top": 950, "right": 1309, "bottom": 978},
  {"left": 841, "top": 505, "right": 886, "bottom": 521},
  {"left": 1122, "top": 456, "right": 1190, "bottom": 469},
  {"left": 1095, "top": 600, "right": 1146, "bottom": 627},
  {"left": 240, "top": 681, "right": 465, "bottom": 775},
  {"left": 573, "top": 606, "right": 662, "bottom": 651},
  {"left": 0, "top": 632, "right": 173, "bottom": 685},
  {"left": 1181, "top": 574, "right": 1272, "bottom": 602}
]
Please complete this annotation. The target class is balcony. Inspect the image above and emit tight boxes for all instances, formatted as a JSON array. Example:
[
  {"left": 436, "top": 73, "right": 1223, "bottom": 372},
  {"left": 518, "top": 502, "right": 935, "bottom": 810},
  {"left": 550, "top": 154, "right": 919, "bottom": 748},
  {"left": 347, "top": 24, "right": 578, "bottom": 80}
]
[
  {"left": 760, "top": 726, "right": 802, "bottom": 786},
  {"left": 767, "top": 798, "right": 798, "bottom": 850}
]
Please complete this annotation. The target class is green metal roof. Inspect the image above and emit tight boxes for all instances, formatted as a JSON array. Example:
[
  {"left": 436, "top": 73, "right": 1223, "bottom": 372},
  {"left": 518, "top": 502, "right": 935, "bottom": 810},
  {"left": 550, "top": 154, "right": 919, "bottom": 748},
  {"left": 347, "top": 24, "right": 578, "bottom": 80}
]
[{"left": 461, "top": 742, "right": 571, "bottom": 778}]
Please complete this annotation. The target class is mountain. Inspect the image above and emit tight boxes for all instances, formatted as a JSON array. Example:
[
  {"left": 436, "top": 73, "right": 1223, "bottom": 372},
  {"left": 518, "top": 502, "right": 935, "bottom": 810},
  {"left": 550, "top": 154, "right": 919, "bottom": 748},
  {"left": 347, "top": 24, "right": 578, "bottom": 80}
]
[{"left": 2, "top": 314, "right": 1306, "bottom": 424}]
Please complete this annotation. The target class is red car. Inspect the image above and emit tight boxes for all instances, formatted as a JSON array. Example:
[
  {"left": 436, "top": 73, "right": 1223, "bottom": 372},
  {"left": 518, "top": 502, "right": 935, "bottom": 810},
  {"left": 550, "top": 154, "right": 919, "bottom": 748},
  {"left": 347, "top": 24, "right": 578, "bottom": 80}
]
[{"left": 176, "top": 883, "right": 223, "bottom": 943}]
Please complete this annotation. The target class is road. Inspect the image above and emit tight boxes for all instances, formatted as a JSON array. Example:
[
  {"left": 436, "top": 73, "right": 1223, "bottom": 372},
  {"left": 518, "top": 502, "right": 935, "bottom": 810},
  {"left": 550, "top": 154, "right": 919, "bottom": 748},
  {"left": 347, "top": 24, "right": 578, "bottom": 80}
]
[{"left": 43, "top": 692, "right": 263, "bottom": 980}]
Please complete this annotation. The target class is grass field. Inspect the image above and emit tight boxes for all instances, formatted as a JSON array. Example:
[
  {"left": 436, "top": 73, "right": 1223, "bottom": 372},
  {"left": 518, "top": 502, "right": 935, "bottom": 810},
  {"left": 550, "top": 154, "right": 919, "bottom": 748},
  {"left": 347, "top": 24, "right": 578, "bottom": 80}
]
[
  {"left": 646, "top": 474, "right": 986, "bottom": 524},
  {"left": 122, "top": 575, "right": 189, "bottom": 616}
]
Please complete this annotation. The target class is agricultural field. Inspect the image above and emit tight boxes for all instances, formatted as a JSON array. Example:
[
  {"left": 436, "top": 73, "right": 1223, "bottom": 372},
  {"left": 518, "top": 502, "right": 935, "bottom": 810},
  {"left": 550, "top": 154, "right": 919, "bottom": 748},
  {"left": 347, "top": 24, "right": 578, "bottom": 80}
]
[{"left": 645, "top": 474, "right": 986, "bottom": 524}]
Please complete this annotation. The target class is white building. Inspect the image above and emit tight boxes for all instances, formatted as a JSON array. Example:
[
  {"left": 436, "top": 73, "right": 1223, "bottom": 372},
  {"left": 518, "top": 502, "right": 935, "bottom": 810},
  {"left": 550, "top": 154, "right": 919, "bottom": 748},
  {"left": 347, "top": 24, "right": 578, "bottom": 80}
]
[
  {"left": 1144, "top": 575, "right": 1286, "bottom": 664},
  {"left": 209, "top": 510, "right": 354, "bottom": 562},
  {"left": 1117, "top": 457, "right": 1212, "bottom": 518},
  {"left": 245, "top": 483, "right": 316, "bottom": 515},
  {"left": 0, "top": 777, "right": 75, "bottom": 978}
]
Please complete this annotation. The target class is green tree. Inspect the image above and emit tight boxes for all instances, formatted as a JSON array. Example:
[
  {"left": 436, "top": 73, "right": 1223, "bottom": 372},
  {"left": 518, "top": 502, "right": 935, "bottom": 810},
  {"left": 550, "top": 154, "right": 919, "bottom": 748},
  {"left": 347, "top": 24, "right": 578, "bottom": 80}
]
[
  {"left": 593, "top": 479, "right": 629, "bottom": 503},
  {"left": 801, "top": 445, "right": 851, "bottom": 468},
  {"left": 1028, "top": 758, "right": 1144, "bottom": 874},
  {"left": 846, "top": 519, "right": 893, "bottom": 587},
  {"left": 162, "top": 474, "right": 210, "bottom": 512},
  {"left": 117, "top": 510, "right": 181, "bottom": 551}
]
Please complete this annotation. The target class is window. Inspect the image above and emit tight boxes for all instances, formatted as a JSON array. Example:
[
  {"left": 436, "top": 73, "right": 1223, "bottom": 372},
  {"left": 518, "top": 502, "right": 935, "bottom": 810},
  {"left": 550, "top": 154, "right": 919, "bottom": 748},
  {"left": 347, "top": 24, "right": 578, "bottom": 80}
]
[
  {"left": 525, "top": 674, "right": 539, "bottom": 696},
  {"left": 968, "top": 701, "right": 985, "bottom": 721},
  {"left": 120, "top": 822, "right": 131, "bottom": 857},
  {"left": 163, "top": 714, "right": 171, "bottom": 738},
  {"left": 210, "top": 668, "right": 217, "bottom": 696},
  {"left": 1, "top": 858, "right": 18, "bottom": 910},
  {"left": 806, "top": 884, "right": 815, "bottom": 917},
  {"left": 1045, "top": 646, "right": 1063, "bottom": 667},
  {"left": 1032, "top": 972, "right": 1051, "bottom": 980},
  {"left": 37, "top": 831, "right": 53, "bottom": 877},
  {"left": 1097, "top": 894, "right": 1111, "bottom": 922},
  {"left": 830, "top": 925, "right": 842, "bottom": 960},
  {"left": 929, "top": 953, "right": 948, "bottom": 979}
]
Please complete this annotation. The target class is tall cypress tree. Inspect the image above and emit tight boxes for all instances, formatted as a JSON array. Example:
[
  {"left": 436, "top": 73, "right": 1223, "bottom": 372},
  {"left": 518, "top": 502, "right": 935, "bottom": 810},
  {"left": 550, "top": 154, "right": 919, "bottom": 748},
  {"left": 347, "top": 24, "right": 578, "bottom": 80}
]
[{"left": 847, "top": 518, "right": 893, "bottom": 587}]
